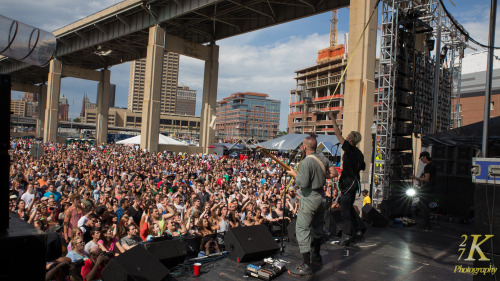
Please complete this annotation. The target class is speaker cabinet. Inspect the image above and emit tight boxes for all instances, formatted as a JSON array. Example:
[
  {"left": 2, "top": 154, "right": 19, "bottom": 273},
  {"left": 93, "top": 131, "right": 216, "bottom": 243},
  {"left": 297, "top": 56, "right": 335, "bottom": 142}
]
[
  {"left": 143, "top": 238, "right": 186, "bottom": 268},
  {"left": 362, "top": 204, "right": 388, "bottom": 227},
  {"left": 0, "top": 216, "right": 46, "bottom": 281},
  {"left": 474, "top": 183, "right": 500, "bottom": 254},
  {"left": 446, "top": 176, "right": 474, "bottom": 217},
  {"left": 102, "top": 245, "right": 170, "bottom": 281},
  {"left": 224, "top": 225, "right": 279, "bottom": 262}
]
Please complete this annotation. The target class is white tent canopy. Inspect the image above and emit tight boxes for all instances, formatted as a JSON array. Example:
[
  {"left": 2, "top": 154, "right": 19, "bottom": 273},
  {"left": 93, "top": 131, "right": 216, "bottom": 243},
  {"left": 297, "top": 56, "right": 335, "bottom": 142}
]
[
  {"left": 257, "top": 134, "right": 340, "bottom": 151},
  {"left": 116, "top": 134, "right": 187, "bottom": 146}
]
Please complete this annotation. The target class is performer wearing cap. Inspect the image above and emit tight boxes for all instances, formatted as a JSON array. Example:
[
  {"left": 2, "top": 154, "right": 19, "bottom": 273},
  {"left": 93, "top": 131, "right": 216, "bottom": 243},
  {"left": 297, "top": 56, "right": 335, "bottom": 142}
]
[
  {"left": 286, "top": 136, "right": 338, "bottom": 277},
  {"left": 411, "top": 151, "right": 436, "bottom": 230}
]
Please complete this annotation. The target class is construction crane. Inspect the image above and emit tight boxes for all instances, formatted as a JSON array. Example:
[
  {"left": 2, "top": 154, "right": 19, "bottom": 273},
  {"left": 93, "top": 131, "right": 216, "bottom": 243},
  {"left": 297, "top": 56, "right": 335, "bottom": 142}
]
[
  {"left": 316, "top": 9, "right": 343, "bottom": 64},
  {"left": 330, "top": 10, "right": 338, "bottom": 47}
]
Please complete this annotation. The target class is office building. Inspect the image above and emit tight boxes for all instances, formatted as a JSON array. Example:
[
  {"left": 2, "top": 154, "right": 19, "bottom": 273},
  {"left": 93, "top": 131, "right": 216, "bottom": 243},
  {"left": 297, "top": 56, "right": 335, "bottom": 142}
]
[
  {"left": 128, "top": 52, "right": 180, "bottom": 114},
  {"left": 59, "top": 95, "right": 69, "bottom": 121},
  {"left": 84, "top": 108, "right": 200, "bottom": 140},
  {"left": 11, "top": 100, "right": 26, "bottom": 117},
  {"left": 175, "top": 84, "right": 196, "bottom": 115},
  {"left": 216, "top": 92, "right": 280, "bottom": 142}
]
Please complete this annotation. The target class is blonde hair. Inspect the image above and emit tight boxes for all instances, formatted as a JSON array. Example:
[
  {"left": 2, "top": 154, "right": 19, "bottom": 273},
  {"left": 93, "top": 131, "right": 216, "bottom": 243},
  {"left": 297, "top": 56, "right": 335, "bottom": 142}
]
[{"left": 349, "top": 131, "right": 362, "bottom": 146}]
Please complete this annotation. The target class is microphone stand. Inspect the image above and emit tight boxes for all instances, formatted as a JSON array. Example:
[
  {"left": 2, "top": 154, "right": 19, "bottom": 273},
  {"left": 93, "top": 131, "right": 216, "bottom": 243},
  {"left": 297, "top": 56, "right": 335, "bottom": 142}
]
[{"left": 278, "top": 149, "right": 297, "bottom": 255}]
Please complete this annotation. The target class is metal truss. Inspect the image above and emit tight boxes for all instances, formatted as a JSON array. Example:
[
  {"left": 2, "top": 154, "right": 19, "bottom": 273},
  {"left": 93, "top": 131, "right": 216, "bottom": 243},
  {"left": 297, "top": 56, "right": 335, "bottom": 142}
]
[{"left": 374, "top": 0, "right": 467, "bottom": 203}]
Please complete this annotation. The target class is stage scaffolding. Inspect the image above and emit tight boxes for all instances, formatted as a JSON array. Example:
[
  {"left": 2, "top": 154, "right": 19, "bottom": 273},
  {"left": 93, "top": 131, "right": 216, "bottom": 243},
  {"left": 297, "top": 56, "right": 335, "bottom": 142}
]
[{"left": 373, "top": 0, "right": 467, "bottom": 205}]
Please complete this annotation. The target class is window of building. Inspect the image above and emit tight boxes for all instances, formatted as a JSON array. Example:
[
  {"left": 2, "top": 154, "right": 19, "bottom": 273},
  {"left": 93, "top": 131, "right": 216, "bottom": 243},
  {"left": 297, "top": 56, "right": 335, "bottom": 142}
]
[
  {"left": 491, "top": 102, "right": 495, "bottom": 111},
  {"left": 181, "top": 120, "right": 188, "bottom": 126},
  {"left": 126, "top": 116, "right": 134, "bottom": 122}
]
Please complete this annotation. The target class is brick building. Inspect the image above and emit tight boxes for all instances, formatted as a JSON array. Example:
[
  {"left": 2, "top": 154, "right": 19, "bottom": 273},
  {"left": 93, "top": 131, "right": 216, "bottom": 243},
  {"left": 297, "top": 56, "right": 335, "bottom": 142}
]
[{"left": 452, "top": 51, "right": 500, "bottom": 126}]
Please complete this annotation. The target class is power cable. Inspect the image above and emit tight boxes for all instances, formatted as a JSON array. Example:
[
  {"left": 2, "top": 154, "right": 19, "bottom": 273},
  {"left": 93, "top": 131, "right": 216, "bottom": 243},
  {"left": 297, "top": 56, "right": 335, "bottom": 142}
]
[{"left": 438, "top": 0, "right": 500, "bottom": 50}]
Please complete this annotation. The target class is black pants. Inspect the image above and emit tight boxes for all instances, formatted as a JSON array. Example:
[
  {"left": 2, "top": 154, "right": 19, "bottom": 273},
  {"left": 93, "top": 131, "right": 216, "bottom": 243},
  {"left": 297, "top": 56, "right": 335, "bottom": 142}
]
[
  {"left": 340, "top": 190, "right": 360, "bottom": 236},
  {"left": 417, "top": 192, "right": 432, "bottom": 225}
]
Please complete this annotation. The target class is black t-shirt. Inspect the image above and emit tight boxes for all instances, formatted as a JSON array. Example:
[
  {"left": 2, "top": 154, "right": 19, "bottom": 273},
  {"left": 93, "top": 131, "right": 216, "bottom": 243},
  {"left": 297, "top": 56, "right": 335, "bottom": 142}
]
[
  {"left": 127, "top": 206, "right": 142, "bottom": 225},
  {"left": 83, "top": 225, "right": 93, "bottom": 243},
  {"left": 340, "top": 141, "right": 365, "bottom": 189},
  {"left": 421, "top": 162, "right": 436, "bottom": 193}
]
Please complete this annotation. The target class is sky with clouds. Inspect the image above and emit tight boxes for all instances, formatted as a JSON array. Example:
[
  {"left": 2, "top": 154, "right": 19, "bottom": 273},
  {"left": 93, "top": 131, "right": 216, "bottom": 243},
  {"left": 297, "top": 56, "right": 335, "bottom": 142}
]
[{"left": 1, "top": 0, "right": 499, "bottom": 130}]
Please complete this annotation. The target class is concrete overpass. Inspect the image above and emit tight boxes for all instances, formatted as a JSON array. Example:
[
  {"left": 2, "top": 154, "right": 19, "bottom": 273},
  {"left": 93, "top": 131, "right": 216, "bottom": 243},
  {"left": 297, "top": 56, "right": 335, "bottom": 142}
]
[{"left": 1, "top": 0, "right": 377, "bottom": 154}]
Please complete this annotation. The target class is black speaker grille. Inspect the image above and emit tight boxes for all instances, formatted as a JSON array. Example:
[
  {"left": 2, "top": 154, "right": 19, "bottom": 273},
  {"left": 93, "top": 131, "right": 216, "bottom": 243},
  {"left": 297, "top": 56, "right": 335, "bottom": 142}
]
[{"left": 224, "top": 225, "right": 279, "bottom": 262}]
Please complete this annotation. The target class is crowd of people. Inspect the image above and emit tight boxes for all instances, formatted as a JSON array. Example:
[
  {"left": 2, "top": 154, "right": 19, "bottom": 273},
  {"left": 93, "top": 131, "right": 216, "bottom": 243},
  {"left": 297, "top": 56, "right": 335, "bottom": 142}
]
[{"left": 9, "top": 138, "right": 342, "bottom": 280}]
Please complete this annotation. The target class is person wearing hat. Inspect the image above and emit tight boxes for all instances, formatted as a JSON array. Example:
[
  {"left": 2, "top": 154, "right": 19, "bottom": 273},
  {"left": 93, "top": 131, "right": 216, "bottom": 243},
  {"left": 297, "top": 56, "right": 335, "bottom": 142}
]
[{"left": 411, "top": 151, "right": 436, "bottom": 230}]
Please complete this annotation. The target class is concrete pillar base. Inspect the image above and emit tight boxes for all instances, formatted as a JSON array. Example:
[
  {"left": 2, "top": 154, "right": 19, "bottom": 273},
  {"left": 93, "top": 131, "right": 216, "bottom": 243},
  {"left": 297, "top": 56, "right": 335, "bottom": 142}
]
[
  {"left": 36, "top": 85, "right": 47, "bottom": 139},
  {"left": 44, "top": 59, "right": 62, "bottom": 143},
  {"left": 96, "top": 69, "right": 110, "bottom": 145},
  {"left": 140, "top": 25, "right": 165, "bottom": 153},
  {"left": 199, "top": 44, "right": 219, "bottom": 154}
]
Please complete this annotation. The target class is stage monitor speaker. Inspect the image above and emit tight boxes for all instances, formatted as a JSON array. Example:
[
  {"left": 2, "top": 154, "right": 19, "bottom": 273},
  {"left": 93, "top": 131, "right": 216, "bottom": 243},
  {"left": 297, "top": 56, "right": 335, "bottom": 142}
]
[
  {"left": 0, "top": 216, "right": 46, "bottom": 281},
  {"left": 224, "top": 225, "right": 279, "bottom": 262},
  {"left": 143, "top": 238, "right": 187, "bottom": 268},
  {"left": 102, "top": 244, "right": 169, "bottom": 281},
  {"left": 474, "top": 183, "right": 500, "bottom": 254},
  {"left": 362, "top": 204, "right": 388, "bottom": 227}
]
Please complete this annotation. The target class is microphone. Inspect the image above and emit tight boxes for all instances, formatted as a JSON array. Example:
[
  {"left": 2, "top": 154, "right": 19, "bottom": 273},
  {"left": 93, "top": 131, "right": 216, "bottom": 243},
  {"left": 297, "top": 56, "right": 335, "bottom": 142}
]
[{"left": 334, "top": 142, "right": 341, "bottom": 146}]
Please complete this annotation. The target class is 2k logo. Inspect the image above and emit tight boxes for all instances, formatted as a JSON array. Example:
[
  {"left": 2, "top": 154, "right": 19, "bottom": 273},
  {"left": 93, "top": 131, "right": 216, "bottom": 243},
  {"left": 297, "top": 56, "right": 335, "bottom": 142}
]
[{"left": 458, "top": 235, "right": 494, "bottom": 261}]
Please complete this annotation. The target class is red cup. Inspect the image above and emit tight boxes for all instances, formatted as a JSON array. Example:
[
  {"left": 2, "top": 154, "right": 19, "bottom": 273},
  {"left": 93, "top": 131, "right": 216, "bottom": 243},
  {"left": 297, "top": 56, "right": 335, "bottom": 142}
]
[{"left": 194, "top": 263, "right": 201, "bottom": 276}]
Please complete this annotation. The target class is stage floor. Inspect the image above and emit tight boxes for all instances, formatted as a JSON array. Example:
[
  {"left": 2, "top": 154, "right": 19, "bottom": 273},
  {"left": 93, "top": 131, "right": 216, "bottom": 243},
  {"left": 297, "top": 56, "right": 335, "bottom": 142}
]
[{"left": 170, "top": 221, "right": 475, "bottom": 281}]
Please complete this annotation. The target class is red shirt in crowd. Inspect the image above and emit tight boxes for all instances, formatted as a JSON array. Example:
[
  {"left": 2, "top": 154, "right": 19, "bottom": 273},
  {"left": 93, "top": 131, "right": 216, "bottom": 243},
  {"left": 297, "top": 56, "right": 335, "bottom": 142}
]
[{"left": 81, "top": 259, "right": 105, "bottom": 281}]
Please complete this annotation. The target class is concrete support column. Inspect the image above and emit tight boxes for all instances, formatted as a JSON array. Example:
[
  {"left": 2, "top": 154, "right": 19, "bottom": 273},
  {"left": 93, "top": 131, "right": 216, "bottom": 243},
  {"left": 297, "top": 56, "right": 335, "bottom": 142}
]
[
  {"left": 344, "top": 0, "right": 378, "bottom": 182},
  {"left": 200, "top": 44, "right": 219, "bottom": 154},
  {"left": 96, "top": 69, "right": 110, "bottom": 145},
  {"left": 36, "top": 84, "right": 47, "bottom": 138},
  {"left": 140, "top": 25, "right": 164, "bottom": 153},
  {"left": 44, "top": 59, "right": 62, "bottom": 143}
]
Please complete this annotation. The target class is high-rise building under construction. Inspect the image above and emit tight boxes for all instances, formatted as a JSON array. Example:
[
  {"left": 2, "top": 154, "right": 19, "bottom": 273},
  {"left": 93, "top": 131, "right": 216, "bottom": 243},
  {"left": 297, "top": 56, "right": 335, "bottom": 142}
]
[
  {"left": 287, "top": 45, "right": 347, "bottom": 134},
  {"left": 128, "top": 52, "right": 180, "bottom": 114}
]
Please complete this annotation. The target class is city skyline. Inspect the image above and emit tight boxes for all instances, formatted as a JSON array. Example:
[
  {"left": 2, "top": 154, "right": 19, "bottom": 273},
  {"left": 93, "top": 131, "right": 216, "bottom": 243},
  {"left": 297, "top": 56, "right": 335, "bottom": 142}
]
[{"left": 3, "top": 0, "right": 498, "bottom": 131}]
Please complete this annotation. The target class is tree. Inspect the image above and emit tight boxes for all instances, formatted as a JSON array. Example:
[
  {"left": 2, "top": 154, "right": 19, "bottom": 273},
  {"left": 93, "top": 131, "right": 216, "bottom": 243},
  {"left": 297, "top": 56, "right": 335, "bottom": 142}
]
[
  {"left": 277, "top": 131, "right": 287, "bottom": 137},
  {"left": 73, "top": 118, "right": 81, "bottom": 123}
]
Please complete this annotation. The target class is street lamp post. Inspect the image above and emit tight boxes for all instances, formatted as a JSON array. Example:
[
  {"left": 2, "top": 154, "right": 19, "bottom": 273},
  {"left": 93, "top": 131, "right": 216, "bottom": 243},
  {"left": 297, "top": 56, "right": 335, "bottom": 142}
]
[{"left": 370, "top": 122, "right": 377, "bottom": 206}]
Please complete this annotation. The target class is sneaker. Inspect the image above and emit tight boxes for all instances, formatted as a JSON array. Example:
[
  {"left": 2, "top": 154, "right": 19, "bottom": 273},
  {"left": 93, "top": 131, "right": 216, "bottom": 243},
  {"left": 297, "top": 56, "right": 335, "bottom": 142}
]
[
  {"left": 311, "top": 252, "right": 322, "bottom": 265},
  {"left": 288, "top": 263, "right": 313, "bottom": 277}
]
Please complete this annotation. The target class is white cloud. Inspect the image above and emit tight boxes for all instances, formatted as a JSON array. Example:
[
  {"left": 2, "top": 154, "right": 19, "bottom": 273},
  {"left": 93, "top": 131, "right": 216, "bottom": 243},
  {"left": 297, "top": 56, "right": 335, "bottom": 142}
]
[{"left": 179, "top": 32, "right": 331, "bottom": 130}]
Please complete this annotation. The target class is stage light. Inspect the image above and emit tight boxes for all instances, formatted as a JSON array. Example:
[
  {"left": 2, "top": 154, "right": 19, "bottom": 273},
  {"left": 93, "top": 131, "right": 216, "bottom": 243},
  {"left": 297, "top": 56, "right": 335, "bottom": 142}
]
[{"left": 406, "top": 188, "right": 417, "bottom": 197}]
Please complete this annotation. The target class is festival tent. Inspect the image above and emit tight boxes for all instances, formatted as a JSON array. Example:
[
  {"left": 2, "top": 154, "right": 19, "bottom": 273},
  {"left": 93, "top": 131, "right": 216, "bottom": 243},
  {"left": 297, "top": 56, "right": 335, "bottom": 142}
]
[
  {"left": 257, "top": 134, "right": 340, "bottom": 155},
  {"left": 116, "top": 134, "right": 187, "bottom": 146}
]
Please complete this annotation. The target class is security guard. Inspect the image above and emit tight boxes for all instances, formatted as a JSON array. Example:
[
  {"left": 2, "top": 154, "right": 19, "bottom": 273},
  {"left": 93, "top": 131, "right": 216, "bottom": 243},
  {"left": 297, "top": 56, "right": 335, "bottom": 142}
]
[{"left": 287, "top": 136, "right": 338, "bottom": 277}]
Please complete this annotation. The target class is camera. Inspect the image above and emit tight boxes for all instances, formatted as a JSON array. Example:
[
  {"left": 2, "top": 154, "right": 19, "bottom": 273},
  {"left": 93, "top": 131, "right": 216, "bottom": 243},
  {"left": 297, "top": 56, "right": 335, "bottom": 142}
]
[{"left": 100, "top": 251, "right": 114, "bottom": 258}]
